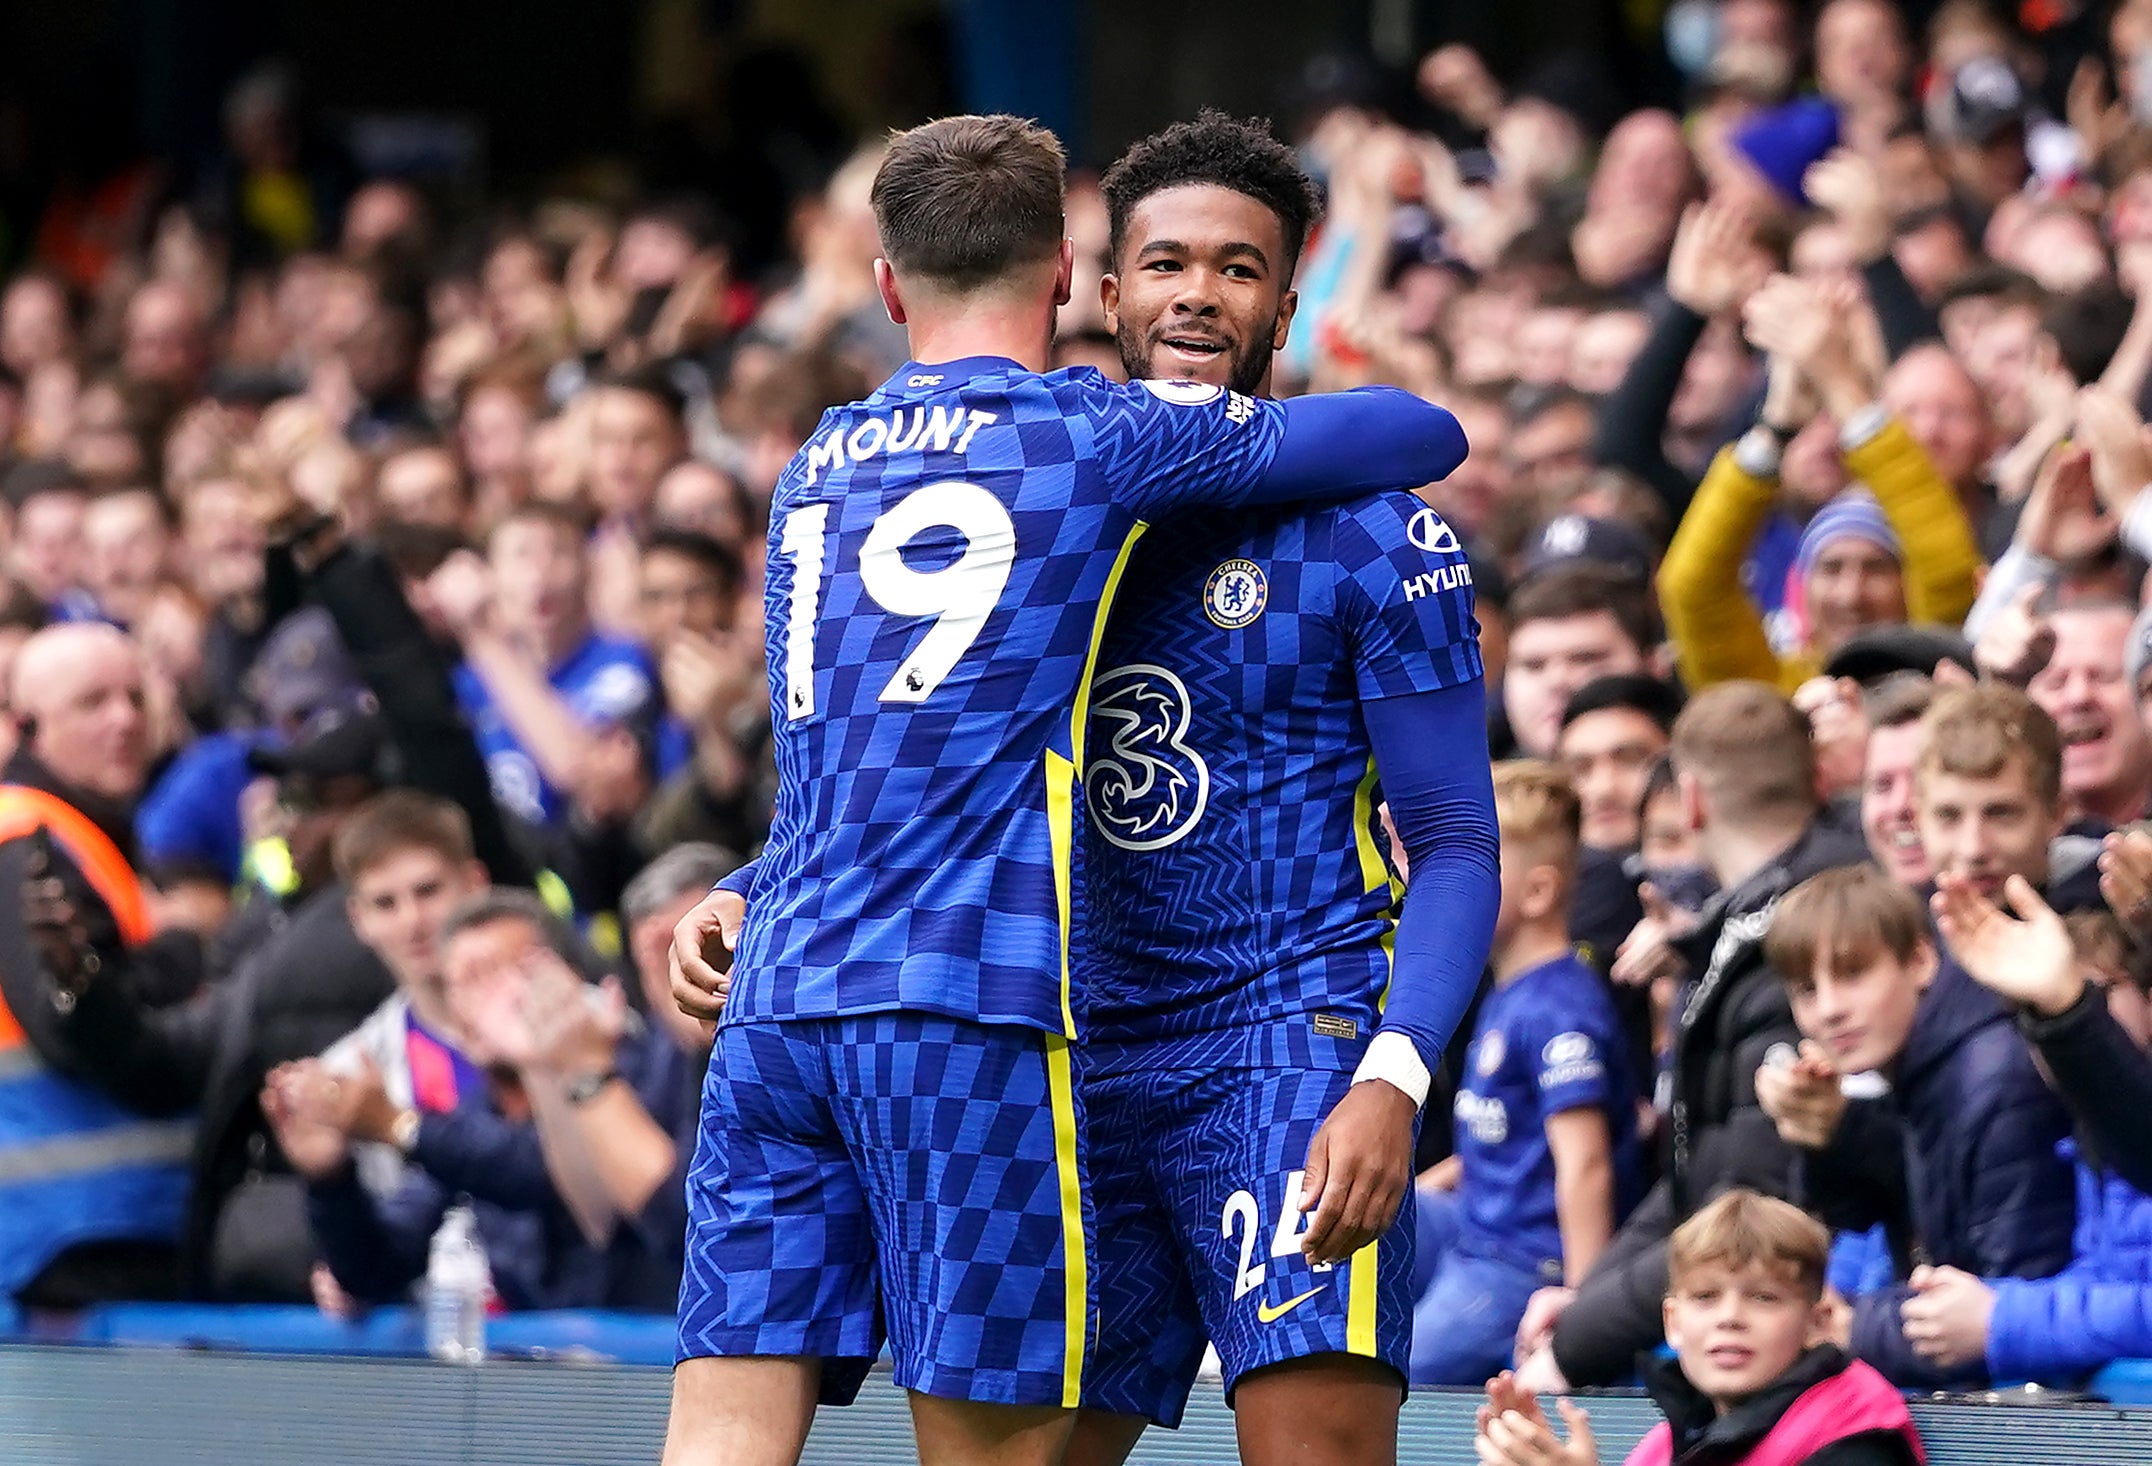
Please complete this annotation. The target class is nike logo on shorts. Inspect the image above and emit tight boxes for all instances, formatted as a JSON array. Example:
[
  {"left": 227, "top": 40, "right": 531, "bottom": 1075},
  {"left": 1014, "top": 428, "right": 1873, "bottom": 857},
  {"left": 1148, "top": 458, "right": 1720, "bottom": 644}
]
[{"left": 1255, "top": 1284, "right": 1328, "bottom": 1324}]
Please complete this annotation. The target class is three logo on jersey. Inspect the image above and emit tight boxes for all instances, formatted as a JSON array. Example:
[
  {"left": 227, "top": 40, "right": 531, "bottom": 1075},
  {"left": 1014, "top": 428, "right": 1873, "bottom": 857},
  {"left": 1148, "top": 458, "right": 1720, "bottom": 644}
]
[{"left": 1087, "top": 664, "right": 1210, "bottom": 851}]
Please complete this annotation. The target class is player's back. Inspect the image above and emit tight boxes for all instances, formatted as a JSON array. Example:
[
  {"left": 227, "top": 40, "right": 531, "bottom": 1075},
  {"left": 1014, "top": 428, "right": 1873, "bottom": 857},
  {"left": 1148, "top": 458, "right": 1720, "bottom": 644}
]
[
  {"left": 1080, "top": 491, "right": 1480, "bottom": 1069},
  {"left": 729, "top": 359, "right": 1289, "bottom": 1036}
]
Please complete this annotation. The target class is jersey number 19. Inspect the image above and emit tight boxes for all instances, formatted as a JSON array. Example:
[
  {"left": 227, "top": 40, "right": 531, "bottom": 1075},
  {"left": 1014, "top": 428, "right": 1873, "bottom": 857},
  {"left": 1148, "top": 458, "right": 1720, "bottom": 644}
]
[{"left": 777, "top": 481, "right": 1017, "bottom": 719}]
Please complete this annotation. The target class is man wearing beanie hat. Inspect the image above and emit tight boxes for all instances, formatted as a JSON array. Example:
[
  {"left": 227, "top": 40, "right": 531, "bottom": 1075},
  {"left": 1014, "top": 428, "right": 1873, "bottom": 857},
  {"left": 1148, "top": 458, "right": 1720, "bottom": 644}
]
[
  {"left": 1789, "top": 491, "right": 1905, "bottom": 656},
  {"left": 1660, "top": 271, "right": 1982, "bottom": 692}
]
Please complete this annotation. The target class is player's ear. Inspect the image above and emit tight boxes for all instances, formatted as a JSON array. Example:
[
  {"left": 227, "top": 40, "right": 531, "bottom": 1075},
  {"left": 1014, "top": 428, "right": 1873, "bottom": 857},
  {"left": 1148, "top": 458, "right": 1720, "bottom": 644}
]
[
  {"left": 1052, "top": 237, "right": 1075, "bottom": 309},
  {"left": 1100, "top": 271, "right": 1122, "bottom": 333},
  {"left": 874, "top": 258, "right": 908, "bottom": 326},
  {"left": 1273, "top": 288, "right": 1299, "bottom": 351}
]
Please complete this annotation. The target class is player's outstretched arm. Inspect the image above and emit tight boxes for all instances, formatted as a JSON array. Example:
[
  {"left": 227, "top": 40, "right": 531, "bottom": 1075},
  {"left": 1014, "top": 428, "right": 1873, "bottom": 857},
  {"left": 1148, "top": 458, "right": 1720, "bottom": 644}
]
[
  {"left": 1098, "top": 378, "right": 1467, "bottom": 519},
  {"left": 1250, "top": 388, "right": 1470, "bottom": 507}
]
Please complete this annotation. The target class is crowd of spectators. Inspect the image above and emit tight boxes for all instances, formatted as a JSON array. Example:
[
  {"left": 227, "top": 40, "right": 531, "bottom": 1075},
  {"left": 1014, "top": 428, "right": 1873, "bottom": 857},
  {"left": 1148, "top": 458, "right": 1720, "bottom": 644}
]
[{"left": 15, "top": 0, "right": 2152, "bottom": 1417}]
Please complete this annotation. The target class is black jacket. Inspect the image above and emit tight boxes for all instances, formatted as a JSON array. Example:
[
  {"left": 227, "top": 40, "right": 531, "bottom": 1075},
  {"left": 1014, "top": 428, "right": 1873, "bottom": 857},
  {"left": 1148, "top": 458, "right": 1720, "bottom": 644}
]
[
  {"left": 49, "top": 886, "right": 395, "bottom": 1298},
  {"left": 269, "top": 538, "right": 533, "bottom": 889},
  {"left": 1640, "top": 1346, "right": 1922, "bottom": 1466},
  {"left": 1802, "top": 959, "right": 2077, "bottom": 1389},
  {"left": 2020, "top": 985, "right": 2152, "bottom": 1196},
  {"left": 0, "top": 750, "right": 205, "bottom": 1077},
  {"left": 1552, "top": 816, "right": 1871, "bottom": 1386}
]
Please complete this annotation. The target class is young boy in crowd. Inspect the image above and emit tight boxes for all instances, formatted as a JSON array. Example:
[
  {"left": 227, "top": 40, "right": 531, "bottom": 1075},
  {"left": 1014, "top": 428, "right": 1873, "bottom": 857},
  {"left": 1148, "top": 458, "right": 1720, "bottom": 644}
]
[
  {"left": 1891, "top": 896, "right": 2152, "bottom": 1384},
  {"left": 1476, "top": 1190, "right": 1923, "bottom": 1466},
  {"left": 1410, "top": 761, "right": 1640, "bottom": 1384},
  {"left": 1758, "top": 856, "right": 2075, "bottom": 1388}
]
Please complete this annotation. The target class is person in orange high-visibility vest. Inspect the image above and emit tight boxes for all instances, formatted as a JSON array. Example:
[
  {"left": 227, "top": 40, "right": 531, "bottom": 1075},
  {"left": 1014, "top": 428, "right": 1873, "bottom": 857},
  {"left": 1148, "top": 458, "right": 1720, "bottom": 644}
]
[{"left": 0, "top": 624, "right": 193, "bottom": 1305}]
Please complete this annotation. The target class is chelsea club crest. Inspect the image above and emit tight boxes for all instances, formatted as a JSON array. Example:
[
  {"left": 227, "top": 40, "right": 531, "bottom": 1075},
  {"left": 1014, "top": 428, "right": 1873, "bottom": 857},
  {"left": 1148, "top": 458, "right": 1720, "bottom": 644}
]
[{"left": 1203, "top": 558, "right": 1267, "bottom": 629}]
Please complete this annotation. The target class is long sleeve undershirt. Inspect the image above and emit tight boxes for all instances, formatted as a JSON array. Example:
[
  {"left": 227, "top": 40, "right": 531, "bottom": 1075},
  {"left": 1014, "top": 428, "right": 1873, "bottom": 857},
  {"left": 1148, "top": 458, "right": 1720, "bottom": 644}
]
[{"left": 1361, "top": 678, "right": 1501, "bottom": 1073}]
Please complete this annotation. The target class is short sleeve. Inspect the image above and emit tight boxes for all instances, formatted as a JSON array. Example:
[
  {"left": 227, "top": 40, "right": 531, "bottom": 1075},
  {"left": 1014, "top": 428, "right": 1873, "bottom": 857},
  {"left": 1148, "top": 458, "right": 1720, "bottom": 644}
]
[
  {"left": 1530, "top": 986, "right": 1619, "bottom": 1115},
  {"left": 1078, "top": 375, "right": 1289, "bottom": 517},
  {"left": 1333, "top": 494, "right": 1483, "bottom": 703}
]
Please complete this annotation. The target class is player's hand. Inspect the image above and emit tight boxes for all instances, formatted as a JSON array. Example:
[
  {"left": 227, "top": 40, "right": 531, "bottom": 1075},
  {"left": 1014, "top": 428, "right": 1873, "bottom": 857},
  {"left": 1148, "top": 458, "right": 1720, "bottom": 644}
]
[
  {"left": 671, "top": 887, "right": 745, "bottom": 1022},
  {"left": 1298, "top": 1078, "right": 1418, "bottom": 1267},
  {"left": 1514, "top": 1285, "right": 1575, "bottom": 1360},
  {"left": 1753, "top": 1040, "right": 1846, "bottom": 1149}
]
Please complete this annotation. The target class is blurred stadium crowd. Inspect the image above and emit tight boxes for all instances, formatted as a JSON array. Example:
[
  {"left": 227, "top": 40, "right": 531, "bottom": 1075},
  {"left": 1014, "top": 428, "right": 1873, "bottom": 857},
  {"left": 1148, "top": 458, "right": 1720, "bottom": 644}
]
[{"left": 15, "top": 0, "right": 2152, "bottom": 1414}]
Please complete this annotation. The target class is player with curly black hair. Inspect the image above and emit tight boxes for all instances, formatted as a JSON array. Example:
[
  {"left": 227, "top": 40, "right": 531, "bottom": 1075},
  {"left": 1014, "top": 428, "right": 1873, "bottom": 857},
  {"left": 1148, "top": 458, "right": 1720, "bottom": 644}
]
[
  {"left": 1097, "top": 109, "right": 1322, "bottom": 398},
  {"left": 1066, "top": 114, "right": 1494, "bottom": 1466}
]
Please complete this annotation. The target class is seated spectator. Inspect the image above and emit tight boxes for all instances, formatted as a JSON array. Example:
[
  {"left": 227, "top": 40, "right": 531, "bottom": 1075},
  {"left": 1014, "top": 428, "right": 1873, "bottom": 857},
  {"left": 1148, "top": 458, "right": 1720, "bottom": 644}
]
[
  {"left": 1859, "top": 675, "right": 1934, "bottom": 888},
  {"left": 1500, "top": 566, "right": 1657, "bottom": 760},
  {"left": 1476, "top": 1190, "right": 1922, "bottom": 1466},
  {"left": 1523, "top": 682, "right": 1868, "bottom": 1392},
  {"left": 1758, "top": 861, "right": 2074, "bottom": 1388},
  {"left": 635, "top": 527, "right": 770, "bottom": 858},
  {"left": 1411, "top": 762, "right": 1640, "bottom": 1384},
  {"left": 1554, "top": 673, "right": 1683, "bottom": 1072},
  {"left": 2027, "top": 602, "right": 2152, "bottom": 831},
  {"left": 266, "top": 888, "right": 686, "bottom": 1311},
  {"left": 1884, "top": 908, "right": 2152, "bottom": 1386},
  {"left": 445, "top": 502, "right": 658, "bottom": 833},
  {"left": 1659, "top": 272, "right": 1980, "bottom": 694},
  {"left": 317, "top": 792, "right": 492, "bottom": 1203}
]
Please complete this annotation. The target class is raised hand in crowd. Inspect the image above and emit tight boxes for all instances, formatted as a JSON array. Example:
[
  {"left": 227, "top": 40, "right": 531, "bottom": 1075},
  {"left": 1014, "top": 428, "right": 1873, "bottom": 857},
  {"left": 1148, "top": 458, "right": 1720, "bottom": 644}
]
[
  {"left": 1664, "top": 199, "right": 1768, "bottom": 319},
  {"left": 2102, "top": 829, "right": 2152, "bottom": 944},
  {"left": 1416, "top": 44, "right": 1504, "bottom": 130},
  {"left": 1743, "top": 272, "right": 1875, "bottom": 419},
  {"left": 2075, "top": 386, "right": 2152, "bottom": 519},
  {"left": 1802, "top": 148, "right": 1891, "bottom": 265},
  {"left": 1754, "top": 1039, "right": 1848, "bottom": 1150},
  {"left": 2016, "top": 444, "right": 2115, "bottom": 565},
  {"left": 520, "top": 950, "right": 629, "bottom": 1080},
  {"left": 1972, "top": 583, "right": 2056, "bottom": 687},
  {"left": 1793, "top": 676, "right": 1870, "bottom": 802},
  {"left": 1610, "top": 881, "right": 1697, "bottom": 989},
  {"left": 1930, "top": 871, "right": 2083, "bottom": 1018}
]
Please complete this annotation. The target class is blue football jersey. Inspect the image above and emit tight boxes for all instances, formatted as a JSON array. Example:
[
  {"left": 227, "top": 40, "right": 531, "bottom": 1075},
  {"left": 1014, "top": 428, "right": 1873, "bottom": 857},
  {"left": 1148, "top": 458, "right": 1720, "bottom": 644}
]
[
  {"left": 1451, "top": 952, "right": 1641, "bottom": 1275},
  {"left": 724, "top": 358, "right": 1291, "bottom": 1035},
  {"left": 1079, "top": 491, "right": 1481, "bottom": 1071},
  {"left": 454, "top": 631, "right": 657, "bottom": 827}
]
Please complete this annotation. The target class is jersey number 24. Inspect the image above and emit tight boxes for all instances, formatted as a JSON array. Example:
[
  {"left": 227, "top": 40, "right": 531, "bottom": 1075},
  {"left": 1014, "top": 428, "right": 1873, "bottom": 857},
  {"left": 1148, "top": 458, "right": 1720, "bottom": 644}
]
[{"left": 777, "top": 481, "right": 1016, "bottom": 718}]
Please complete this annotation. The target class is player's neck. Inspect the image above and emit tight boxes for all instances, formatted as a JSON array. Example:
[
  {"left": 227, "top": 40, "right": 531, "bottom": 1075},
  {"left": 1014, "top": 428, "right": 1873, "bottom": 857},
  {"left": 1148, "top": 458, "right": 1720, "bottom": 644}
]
[
  {"left": 902, "top": 301, "right": 1055, "bottom": 374},
  {"left": 1492, "top": 923, "right": 1571, "bottom": 985}
]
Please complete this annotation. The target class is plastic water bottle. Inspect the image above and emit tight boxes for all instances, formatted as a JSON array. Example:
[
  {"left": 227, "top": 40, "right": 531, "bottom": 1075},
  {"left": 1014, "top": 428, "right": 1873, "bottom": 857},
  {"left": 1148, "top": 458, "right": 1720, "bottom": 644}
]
[{"left": 424, "top": 1204, "right": 489, "bottom": 1363}]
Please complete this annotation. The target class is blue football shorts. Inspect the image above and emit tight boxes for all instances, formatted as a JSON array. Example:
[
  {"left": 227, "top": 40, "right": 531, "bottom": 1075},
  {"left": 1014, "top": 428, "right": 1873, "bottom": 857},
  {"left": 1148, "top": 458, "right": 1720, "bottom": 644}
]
[
  {"left": 676, "top": 1012, "right": 1095, "bottom": 1407},
  {"left": 1081, "top": 1064, "right": 1415, "bottom": 1427}
]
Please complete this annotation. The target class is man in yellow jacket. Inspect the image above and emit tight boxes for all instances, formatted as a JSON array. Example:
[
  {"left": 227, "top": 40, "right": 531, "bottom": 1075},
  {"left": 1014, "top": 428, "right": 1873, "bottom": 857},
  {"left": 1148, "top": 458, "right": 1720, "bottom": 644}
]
[{"left": 1659, "top": 274, "right": 1983, "bottom": 693}]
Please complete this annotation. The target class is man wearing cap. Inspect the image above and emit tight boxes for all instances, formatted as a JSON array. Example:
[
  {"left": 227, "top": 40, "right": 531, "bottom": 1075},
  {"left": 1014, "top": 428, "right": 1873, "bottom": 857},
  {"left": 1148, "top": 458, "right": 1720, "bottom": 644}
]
[
  {"left": 136, "top": 607, "right": 374, "bottom": 923},
  {"left": 1659, "top": 270, "right": 1982, "bottom": 692},
  {"left": 0, "top": 623, "right": 197, "bottom": 1304}
]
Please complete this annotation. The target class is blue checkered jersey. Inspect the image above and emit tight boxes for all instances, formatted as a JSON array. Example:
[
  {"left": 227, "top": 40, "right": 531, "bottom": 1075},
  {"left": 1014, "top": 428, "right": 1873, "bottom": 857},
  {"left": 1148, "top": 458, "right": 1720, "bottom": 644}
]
[
  {"left": 1080, "top": 492, "right": 1481, "bottom": 1070},
  {"left": 722, "top": 358, "right": 1297, "bottom": 1035}
]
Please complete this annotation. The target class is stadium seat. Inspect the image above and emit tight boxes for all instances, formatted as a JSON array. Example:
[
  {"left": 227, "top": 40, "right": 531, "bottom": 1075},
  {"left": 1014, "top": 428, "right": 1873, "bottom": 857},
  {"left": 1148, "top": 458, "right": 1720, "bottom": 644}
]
[{"left": 2094, "top": 1359, "right": 2152, "bottom": 1406}]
